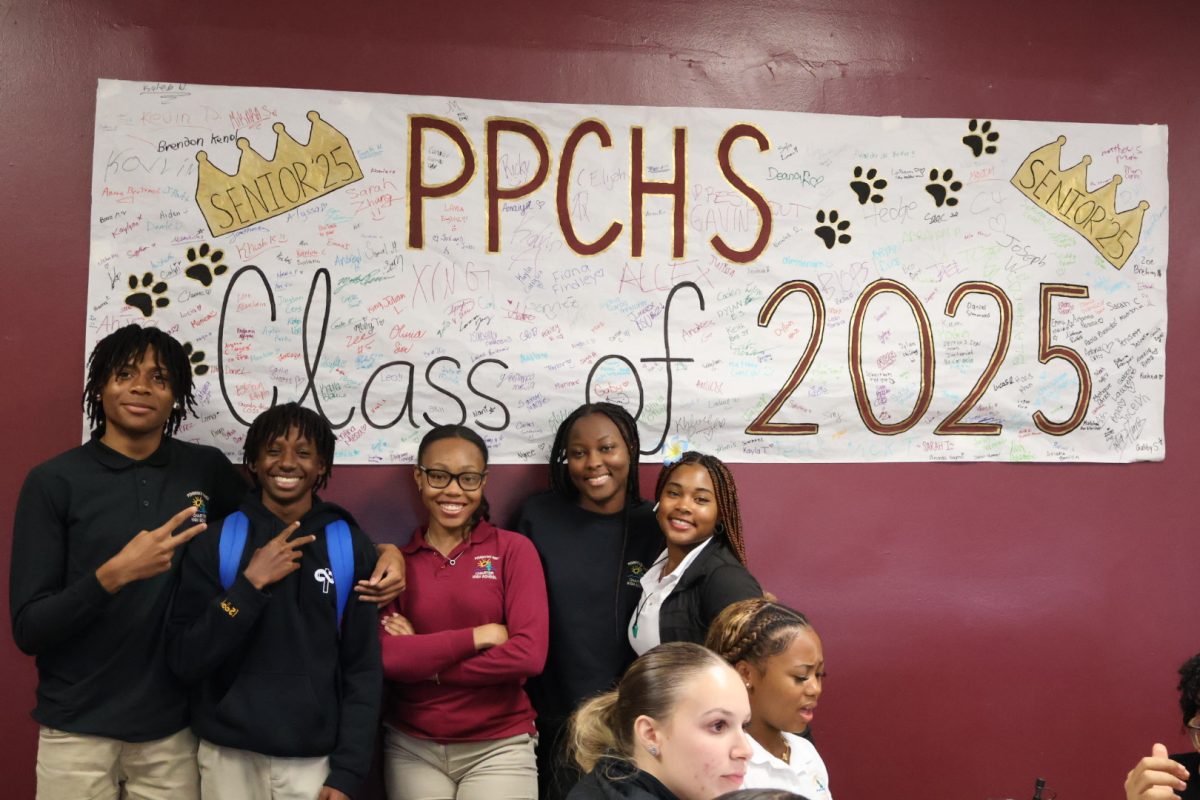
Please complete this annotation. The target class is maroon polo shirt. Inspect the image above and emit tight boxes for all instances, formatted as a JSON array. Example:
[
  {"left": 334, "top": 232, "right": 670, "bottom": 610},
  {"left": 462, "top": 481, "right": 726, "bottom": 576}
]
[{"left": 380, "top": 520, "right": 549, "bottom": 742}]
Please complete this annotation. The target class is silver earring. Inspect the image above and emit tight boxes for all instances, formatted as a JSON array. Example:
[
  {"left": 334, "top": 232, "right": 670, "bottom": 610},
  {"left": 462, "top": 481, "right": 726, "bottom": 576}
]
[
  {"left": 652, "top": 502, "right": 659, "bottom": 513},
  {"left": 647, "top": 745, "right": 660, "bottom": 758}
]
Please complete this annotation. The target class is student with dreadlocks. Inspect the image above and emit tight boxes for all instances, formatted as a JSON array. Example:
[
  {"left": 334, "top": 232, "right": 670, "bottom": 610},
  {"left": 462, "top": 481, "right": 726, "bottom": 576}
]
[
  {"left": 166, "top": 402, "right": 382, "bottom": 800},
  {"left": 10, "top": 324, "right": 247, "bottom": 799},
  {"left": 706, "top": 598, "right": 830, "bottom": 799},
  {"left": 516, "top": 403, "right": 664, "bottom": 800},
  {"left": 628, "top": 451, "right": 761, "bottom": 656},
  {"left": 10, "top": 324, "right": 404, "bottom": 800},
  {"left": 378, "top": 425, "right": 548, "bottom": 800}
]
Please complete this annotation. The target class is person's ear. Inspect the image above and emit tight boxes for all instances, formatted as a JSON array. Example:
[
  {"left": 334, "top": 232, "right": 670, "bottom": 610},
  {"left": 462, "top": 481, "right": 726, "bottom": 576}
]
[
  {"left": 735, "top": 660, "right": 756, "bottom": 693},
  {"left": 633, "top": 714, "right": 663, "bottom": 759},
  {"left": 413, "top": 466, "right": 422, "bottom": 490}
]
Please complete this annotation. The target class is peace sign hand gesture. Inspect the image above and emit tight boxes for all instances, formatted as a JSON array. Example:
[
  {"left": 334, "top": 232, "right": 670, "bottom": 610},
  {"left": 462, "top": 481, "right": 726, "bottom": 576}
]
[
  {"left": 96, "top": 506, "right": 207, "bottom": 593},
  {"left": 242, "top": 522, "right": 317, "bottom": 590}
]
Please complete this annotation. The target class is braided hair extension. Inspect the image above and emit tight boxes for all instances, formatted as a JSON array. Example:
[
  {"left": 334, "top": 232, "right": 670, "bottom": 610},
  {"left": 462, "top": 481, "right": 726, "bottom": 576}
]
[
  {"left": 242, "top": 402, "right": 336, "bottom": 493},
  {"left": 82, "top": 324, "right": 195, "bottom": 437},
  {"left": 654, "top": 451, "right": 747, "bottom": 565},
  {"left": 1178, "top": 652, "right": 1200, "bottom": 728},
  {"left": 704, "top": 597, "right": 812, "bottom": 670},
  {"left": 548, "top": 402, "right": 642, "bottom": 506}
]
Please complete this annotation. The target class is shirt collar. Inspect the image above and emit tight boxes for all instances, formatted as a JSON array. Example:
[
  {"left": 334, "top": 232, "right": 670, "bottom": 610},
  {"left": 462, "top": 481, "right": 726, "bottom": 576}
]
[
  {"left": 403, "top": 519, "right": 497, "bottom": 555},
  {"left": 748, "top": 732, "right": 802, "bottom": 768},
  {"left": 86, "top": 433, "right": 172, "bottom": 469},
  {"left": 641, "top": 537, "right": 714, "bottom": 592},
  {"left": 747, "top": 735, "right": 778, "bottom": 766}
]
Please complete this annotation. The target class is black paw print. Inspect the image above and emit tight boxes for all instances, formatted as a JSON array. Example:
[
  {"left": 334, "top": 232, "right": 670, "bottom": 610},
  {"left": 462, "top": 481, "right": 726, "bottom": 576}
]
[
  {"left": 814, "top": 210, "right": 851, "bottom": 249},
  {"left": 183, "top": 342, "right": 210, "bottom": 376},
  {"left": 125, "top": 272, "right": 169, "bottom": 317},
  {"left": 925, "top": 169, "right": 962, "bottom": 208},
  {"left": 962, "top": 119, "right": 999, "bottom": 157},
  {"left": 850, "top": 166, "right": 887, "bottom": 204},
  {"left": 184, "top": 243, "right": 227, "bottom": 287}
]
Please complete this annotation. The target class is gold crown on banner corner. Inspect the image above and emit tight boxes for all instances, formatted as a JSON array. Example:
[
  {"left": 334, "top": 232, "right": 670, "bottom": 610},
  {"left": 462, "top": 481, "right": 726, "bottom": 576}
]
[
  {"left": 195, "top": 110, "right": 363, "bottom": 237},
  {"left": 1010, "top": 135, "right": 1149, "bottom": 270}
]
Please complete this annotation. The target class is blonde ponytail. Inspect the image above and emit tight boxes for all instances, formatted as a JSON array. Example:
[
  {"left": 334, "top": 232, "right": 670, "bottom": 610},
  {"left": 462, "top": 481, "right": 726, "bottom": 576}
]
[
  {"left": 566, "top": 642, "right": 728, "bottom": 772},
  {"left": 567, "top": 690, "right": 625, "bottom": 772}
]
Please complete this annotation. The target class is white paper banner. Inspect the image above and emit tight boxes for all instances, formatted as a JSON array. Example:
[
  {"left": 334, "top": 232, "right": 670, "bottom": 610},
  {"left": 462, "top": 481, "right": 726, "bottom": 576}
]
[{"left": 86, "top": 79, "right": 1168, "bottom": 463}]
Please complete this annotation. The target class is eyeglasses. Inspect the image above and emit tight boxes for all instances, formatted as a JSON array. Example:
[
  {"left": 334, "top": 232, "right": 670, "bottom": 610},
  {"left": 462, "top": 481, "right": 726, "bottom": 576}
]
[{"left": 417, "top": 465, "right": 486, "bottom": 491}]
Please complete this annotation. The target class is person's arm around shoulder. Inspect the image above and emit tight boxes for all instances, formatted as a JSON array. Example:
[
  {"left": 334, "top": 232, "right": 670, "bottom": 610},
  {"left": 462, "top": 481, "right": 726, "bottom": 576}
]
[
  {"left": 356, "top": 541, "right": 405, "bottom": 606},
  {"left": 1126, "top": 743, "right": 1189, "bottom": 800},
  {"left": 436, "top": 529, "right": 549, "bottom": 686},
  {"left": 324, "top": 530, "right": 383, "bottom": 799}
]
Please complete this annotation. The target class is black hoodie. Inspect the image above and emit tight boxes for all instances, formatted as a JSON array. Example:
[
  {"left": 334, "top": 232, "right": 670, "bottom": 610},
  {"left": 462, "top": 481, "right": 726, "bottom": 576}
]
[
  {"left": 566, "top": 758, "right": 679, "bottom": 800},
  {"left": 166, "top": 491, "right": 381, "bottom": 798}
]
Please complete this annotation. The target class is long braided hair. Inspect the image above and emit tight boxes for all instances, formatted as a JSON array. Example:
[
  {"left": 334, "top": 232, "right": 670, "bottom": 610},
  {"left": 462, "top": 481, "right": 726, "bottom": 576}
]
[
  {"left": 82, "top": 324, "right": 195, "bottom": 437},
  {"left": 704, "top": 597, "right": 812, "bottom": 669},
  {"left": 548, "top": 402, "right": 642, "bottom": 507},
  {"left": 654, "top": 451, "right": 747, "bottom": 565}
]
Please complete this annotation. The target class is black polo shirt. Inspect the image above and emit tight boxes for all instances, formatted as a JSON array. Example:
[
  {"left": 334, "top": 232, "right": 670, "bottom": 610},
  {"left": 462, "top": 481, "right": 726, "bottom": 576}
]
[{"left": 10, "top": 435, "right": 246, "bottom": 741}]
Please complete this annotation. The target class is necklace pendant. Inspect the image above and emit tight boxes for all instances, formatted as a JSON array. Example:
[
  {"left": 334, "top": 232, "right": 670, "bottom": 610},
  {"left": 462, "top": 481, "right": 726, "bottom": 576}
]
[{"left": 632, "top": 622, "right": 639, "bottom": 637}]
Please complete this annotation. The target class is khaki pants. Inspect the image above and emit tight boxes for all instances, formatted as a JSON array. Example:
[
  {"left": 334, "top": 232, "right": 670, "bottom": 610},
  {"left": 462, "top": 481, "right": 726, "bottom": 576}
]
[
  {"left": 36, "top": 726, "right": 199, "bottom": 800},
  {"left": 382, "top": 726, "right": 537, "bottom": 800},
  {"left": 197, "top": 739, "right": 330, "bottom": 800}
]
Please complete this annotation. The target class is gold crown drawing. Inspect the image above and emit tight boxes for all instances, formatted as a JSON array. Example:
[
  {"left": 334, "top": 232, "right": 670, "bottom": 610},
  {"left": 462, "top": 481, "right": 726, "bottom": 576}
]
[
  {"left": 195, "top": 111, "right": 363, "bottom": 236},
  {"left": 1011, "top": 135, "right": 1149, "bottom": 270}
]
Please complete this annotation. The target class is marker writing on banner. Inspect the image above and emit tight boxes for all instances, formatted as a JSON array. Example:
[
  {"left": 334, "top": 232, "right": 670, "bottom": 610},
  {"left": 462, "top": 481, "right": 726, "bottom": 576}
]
[{"left": 216, "top": 265, "right": 512, "bottom": 432}]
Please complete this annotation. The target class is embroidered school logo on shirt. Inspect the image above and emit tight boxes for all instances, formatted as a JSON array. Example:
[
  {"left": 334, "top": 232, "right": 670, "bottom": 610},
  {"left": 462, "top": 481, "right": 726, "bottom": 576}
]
[
  {"left": 314, "top": 567, "right": 334, "bottom": 593},
  {"left": 472, "top": 556, "right": 499, "bottom": 580},
  {"left": 187, "top": 491, "right": 210, "bottom": 524},
  {"left": 625, "top": 560, "right": 647, "bottom": 587}
]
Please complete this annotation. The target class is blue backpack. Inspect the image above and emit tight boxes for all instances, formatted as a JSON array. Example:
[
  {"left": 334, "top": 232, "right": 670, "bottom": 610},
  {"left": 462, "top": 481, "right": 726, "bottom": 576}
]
[{"left": 218, "top": 511, "right": 355, "bottom": 630}]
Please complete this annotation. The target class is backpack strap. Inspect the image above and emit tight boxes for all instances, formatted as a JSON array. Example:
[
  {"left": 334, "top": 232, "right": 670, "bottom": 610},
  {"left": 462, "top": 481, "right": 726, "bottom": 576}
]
[
  {"left": 325, "top": 519, "right": 354, "bottom": 631},
  {"left": 218, "top": 511, "right": 250, "bottom": 591}
]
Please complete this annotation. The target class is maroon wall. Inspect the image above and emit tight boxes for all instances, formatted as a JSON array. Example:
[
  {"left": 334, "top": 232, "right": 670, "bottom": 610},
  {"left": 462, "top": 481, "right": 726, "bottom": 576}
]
[{"left": 3, "top": 2, "right": 1198, "bottom": 798}]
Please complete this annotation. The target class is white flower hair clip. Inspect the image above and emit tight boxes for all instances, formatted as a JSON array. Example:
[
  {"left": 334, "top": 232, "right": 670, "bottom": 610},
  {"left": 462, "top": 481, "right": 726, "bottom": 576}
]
[{"left": 662, "top": 435, "right": 690, "bottom": 466}]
